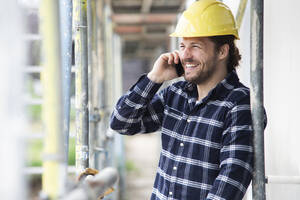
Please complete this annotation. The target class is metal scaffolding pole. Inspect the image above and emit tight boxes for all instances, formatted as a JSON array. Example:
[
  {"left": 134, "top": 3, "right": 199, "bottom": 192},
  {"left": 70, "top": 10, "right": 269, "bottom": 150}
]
[
  {"left": 0, "top": 1, "right": 26, "bottom": 199},
  {"left": 104, "top": 3, "right": 116, "bottom": 168},
  {"left": 95, "top": 0, "right": 107, "bottom": 170},
  {"left": 104, "top": 1, "right": 114, "bottom": 112},
  {"left": 74, "top": 0, "right": 90, "bottom": 175},
  {"left": 87, "top": 0, "right": 101, "bottom": 169},
  {"left": 40, "top": 0, "right": 66, "bottom": 198},
  {"left": 250, "top": 0, "right": 266, "bottom": 199},
  {"left": 59, "top": 0, "right": 73, "bottom": 180},
  {"left": 236, "top": 0, "right": 248, "bottom": 30},
  {"left": 112, "top": 33, "right": 126, "bottom": 200},
  {"left": 266, "top": 176, "right": 300, "bottom": 184}
]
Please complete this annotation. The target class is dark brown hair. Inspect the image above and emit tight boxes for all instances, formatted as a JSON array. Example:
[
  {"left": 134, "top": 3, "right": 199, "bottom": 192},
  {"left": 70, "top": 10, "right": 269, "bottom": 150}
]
[{"left": 209, "top": 35, "right": 241, "bottom": 72}]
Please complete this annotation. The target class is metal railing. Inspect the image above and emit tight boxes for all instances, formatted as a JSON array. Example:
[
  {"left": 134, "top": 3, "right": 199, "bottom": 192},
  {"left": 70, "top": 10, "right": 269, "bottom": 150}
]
[{"left": 63, "top": 167, "right": 119, "bottom": 200}]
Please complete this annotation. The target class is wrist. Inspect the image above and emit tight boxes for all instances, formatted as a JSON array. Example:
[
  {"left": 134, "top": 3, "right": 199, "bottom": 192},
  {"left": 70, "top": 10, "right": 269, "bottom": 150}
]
[{"left": 147, "top": 71, "right": 164, "bottom": 83}]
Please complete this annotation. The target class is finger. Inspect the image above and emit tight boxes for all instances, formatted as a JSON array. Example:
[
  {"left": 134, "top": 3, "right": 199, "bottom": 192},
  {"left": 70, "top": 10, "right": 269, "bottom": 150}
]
[
  {"left": 168, "top": 53, "right": 174, "bottom": 65},
  {"left": 173, "top": 51, "right": 180, "bottom": 64}
]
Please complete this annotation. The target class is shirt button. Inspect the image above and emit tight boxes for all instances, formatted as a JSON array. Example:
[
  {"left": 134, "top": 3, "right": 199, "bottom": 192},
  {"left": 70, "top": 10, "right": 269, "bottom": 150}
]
[
  {"left": 169, "top": 191, "right": 173, "bottom": 196},
  {"left": 180, "top": 143, "right": 184, "bottom": 147},
  {"left": 187, "top": 119, "right": 191, "bottom": 123},
  {"left": 173, "top": 166, "right": 177, "bottom": 170}
]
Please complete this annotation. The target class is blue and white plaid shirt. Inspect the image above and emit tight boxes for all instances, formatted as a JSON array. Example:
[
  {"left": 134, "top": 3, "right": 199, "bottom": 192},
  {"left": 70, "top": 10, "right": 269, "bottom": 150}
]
[{"left": 110, "top": 70, "right": 265, "bottom": 200}]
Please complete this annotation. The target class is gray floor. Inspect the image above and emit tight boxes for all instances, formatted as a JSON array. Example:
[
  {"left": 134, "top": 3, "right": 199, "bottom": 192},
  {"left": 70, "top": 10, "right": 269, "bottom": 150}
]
[{"left": 124, "top": 133, "right": 160, "bottom": 200}]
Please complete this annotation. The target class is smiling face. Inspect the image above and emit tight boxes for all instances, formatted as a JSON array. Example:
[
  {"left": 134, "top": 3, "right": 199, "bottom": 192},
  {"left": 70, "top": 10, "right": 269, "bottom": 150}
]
[{"left": 179, "top": 37, "right": 221, "bottom": 85}]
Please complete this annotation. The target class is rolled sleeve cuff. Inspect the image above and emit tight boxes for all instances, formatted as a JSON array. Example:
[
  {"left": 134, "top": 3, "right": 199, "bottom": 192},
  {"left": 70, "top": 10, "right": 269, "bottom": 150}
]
[{"left": 130, "top": 74, "right": 163, "bottom": 100}]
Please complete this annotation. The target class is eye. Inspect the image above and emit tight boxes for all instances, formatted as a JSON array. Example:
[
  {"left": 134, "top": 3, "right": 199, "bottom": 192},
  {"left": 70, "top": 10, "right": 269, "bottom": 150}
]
[
  {"left": 192, "top": 45, "right": 201, "bottom": 49},
  {"left": 179, "top": 45, "right": 185, "bottom": 50}
]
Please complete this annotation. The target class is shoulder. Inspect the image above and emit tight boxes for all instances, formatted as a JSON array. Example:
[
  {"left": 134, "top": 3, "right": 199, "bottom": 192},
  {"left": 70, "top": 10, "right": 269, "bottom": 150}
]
[
  {"left": 160, "top": 79, "right": 189, "bottom": 94},
  {"left": 157, "top": 80, "right": 190, "bottom": 105},
  {"left": 226, "top": 82, "right": 250, "bottom": 106}
]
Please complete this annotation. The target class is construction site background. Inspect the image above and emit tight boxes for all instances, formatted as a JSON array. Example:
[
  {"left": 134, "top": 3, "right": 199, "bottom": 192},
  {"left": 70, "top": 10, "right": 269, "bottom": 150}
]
[{"left": 1, "top": 0, "right": 300, "bottom": 200}]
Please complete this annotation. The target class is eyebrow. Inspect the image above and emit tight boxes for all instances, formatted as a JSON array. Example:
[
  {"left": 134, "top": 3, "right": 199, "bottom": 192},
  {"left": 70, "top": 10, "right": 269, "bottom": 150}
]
[
  {"left": 180, "top": 41, "right": 204, "bottom": 46},
  {"left": 190, "top": 42, "right": 204, "bottom": 45}
]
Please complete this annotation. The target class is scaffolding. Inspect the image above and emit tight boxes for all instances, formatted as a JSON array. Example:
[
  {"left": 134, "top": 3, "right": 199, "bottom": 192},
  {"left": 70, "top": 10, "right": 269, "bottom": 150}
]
[{"left": 25, "top": 0, "right": 121, "bottom": 199}]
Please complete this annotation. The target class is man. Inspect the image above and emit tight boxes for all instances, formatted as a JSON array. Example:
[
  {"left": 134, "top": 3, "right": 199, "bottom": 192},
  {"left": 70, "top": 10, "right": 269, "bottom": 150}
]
[{"left": 110, "top": 0, "right": 266, "bottom": 199}]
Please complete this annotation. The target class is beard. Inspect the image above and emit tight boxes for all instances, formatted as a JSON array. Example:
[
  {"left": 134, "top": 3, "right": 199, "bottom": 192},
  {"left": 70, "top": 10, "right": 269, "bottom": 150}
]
[{"left": 183, "top": 57, "right": 218, "bottom": 85}]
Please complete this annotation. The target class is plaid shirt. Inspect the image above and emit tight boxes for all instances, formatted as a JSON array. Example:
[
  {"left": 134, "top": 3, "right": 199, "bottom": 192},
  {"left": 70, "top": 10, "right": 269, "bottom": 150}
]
[{"left": 111, "top": 70, "right": 262, "bottom": 200}]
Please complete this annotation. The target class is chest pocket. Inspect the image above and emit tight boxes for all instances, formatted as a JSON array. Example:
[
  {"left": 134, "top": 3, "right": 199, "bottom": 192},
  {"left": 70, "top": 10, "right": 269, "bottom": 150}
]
[{"left": 163, "top": 106, "right": 183, "bottom": 131}]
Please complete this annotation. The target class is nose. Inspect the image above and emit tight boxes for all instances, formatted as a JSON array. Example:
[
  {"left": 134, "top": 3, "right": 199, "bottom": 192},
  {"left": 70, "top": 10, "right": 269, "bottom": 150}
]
[{"left": 180, "top": 47, "right": 192, "bottom": 61}]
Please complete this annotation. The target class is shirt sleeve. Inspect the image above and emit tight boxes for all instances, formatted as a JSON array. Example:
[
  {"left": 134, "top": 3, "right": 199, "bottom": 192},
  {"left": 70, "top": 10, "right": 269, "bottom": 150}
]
[
  {"left": 207, "top": 95, "right": 255, "bottom": 200},
  {"left": 110, "top": 74, "right": 165, "bottom": 135}
]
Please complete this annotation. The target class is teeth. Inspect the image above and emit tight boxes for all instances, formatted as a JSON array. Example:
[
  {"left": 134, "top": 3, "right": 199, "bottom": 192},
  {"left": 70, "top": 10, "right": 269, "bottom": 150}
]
[{"left": 186, "top": 64, "right": 197, "bottom": 68}]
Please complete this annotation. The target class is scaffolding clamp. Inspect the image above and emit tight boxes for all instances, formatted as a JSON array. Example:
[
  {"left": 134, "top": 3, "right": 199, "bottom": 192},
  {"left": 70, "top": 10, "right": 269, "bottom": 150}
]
[{"left": 89, "top": 108, "right": 101, "bottom": 123}]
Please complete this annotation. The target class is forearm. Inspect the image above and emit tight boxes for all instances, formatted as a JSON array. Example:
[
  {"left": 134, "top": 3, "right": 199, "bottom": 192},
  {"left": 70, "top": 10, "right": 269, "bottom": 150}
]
[
  {"left": 207, "top": 137, "right": 253, "bottom": 199},
  {"left": 206, "top": 158, "right": 252, "bottom": 200},
  {"left": 207, "top": 96, "right": 254, "bottom": 200},
  {"left": 110, "top": 75, "right": 164, "bottom": 135}
]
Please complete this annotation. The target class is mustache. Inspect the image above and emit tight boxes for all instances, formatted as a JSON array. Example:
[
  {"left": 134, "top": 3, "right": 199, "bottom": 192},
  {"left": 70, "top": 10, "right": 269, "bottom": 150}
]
[{"left": 182, "top": 58, "right": 195, "bottom": 63}]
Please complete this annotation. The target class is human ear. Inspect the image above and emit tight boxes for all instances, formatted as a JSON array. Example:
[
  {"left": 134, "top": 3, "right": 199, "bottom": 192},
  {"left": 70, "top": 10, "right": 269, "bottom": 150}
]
[{"left": 218, "top": 44, "right": 229, "bottom": 60}]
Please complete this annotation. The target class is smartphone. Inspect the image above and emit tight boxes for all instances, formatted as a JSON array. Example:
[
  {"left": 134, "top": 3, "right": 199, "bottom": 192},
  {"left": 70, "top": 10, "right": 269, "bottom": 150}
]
[{"left": 174, "top": 60, "right": 184, "bottom": 77}]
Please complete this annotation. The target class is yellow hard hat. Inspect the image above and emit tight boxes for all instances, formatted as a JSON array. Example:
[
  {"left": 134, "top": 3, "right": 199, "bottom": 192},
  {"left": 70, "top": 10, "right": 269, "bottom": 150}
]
[{"left": 170, "top": 0, "right": 239, "bottom": 39}]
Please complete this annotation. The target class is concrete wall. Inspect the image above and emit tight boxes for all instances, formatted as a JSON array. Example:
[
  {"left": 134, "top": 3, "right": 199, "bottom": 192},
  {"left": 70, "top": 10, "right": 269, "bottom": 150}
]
[{"left": 229, "top": 0, "right": 300, "bottom": 199}]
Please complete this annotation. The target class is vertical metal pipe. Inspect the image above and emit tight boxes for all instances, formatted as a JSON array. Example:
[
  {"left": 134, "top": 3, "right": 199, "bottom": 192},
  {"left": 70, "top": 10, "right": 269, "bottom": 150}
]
[
  {"left": 87, "top": 0, "right": 100, "bottom": 169},
  {"left": 0, "top": 1, "right": 26, "bottom": 199},
  {"left": 250, "top": 0, "right": 266, "bottom": 199},
  {"left": 40, "top": 0, "right": 65, "bottom": 198},
  {"left": 74, "top": 0, "right": 89, "bottom": 175},
  {"left": 112, "top": 33, "right": 126, "bottom": 200},
  {"left": 236, "top": 0, "right": 248, "bottom": 30},
  {"left": 59, "top": 0, "right": 73, "bottom": 181},
  {"left": 95, "top": 0, "right": 106, "bottom": 170},
  {"left": 104, "top": 2, "right": 114, "bottom": 111},
  {"left": 98, "top": 1, "right": 114, "bottom": 170}
]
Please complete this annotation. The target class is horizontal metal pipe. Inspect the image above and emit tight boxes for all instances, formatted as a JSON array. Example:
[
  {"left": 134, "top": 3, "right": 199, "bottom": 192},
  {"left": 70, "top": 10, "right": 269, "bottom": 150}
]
[
  {"left": 112, "top": 13, "right": 177, "bottom": 24},
  {"left": 24, "top": 66, "right": 43, "bottom": 73},
  {"left": 24, "top": 98, "right": 43, "bottom": 105},
  {"left": 22, "top": 34, "right": 42, "bottom": 40},
  {"left": 266, "top": 176, "right": 300, "bottom": 184},
  {"left": 24, "top": 166, "right": 77, "bottom": 175},
  {"left": 63, "top": 167, "right": 119, "bottom": 200},
  {"left": 23, "top": 65, "right": 76, "bottom": 74}
]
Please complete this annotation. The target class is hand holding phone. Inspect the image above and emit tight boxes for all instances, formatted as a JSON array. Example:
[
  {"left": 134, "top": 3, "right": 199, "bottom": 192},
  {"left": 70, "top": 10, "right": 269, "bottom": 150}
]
[{"left": 174, "top": 60, "right": 184, "bottom": 77}]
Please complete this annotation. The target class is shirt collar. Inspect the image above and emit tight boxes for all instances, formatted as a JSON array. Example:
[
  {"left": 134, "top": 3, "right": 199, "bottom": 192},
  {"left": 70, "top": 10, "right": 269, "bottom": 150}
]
[
  {"left": 212, "top": 70, "right": 240, "bottom": 100},
  {"left": 182, "top": 70, "right": 240, "bottom": 101}
]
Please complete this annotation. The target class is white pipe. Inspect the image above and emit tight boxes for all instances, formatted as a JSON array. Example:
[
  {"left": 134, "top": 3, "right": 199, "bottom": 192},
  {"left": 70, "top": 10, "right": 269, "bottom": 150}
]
[
  {"left": 0, "top": 1, "right": 26, "bottom": 199},
  {"left": 63, "top": 167, "right": 119, "bottom": 200},
  {"left": 267, "top": 176, "right": 300, "bottom": 184}
]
